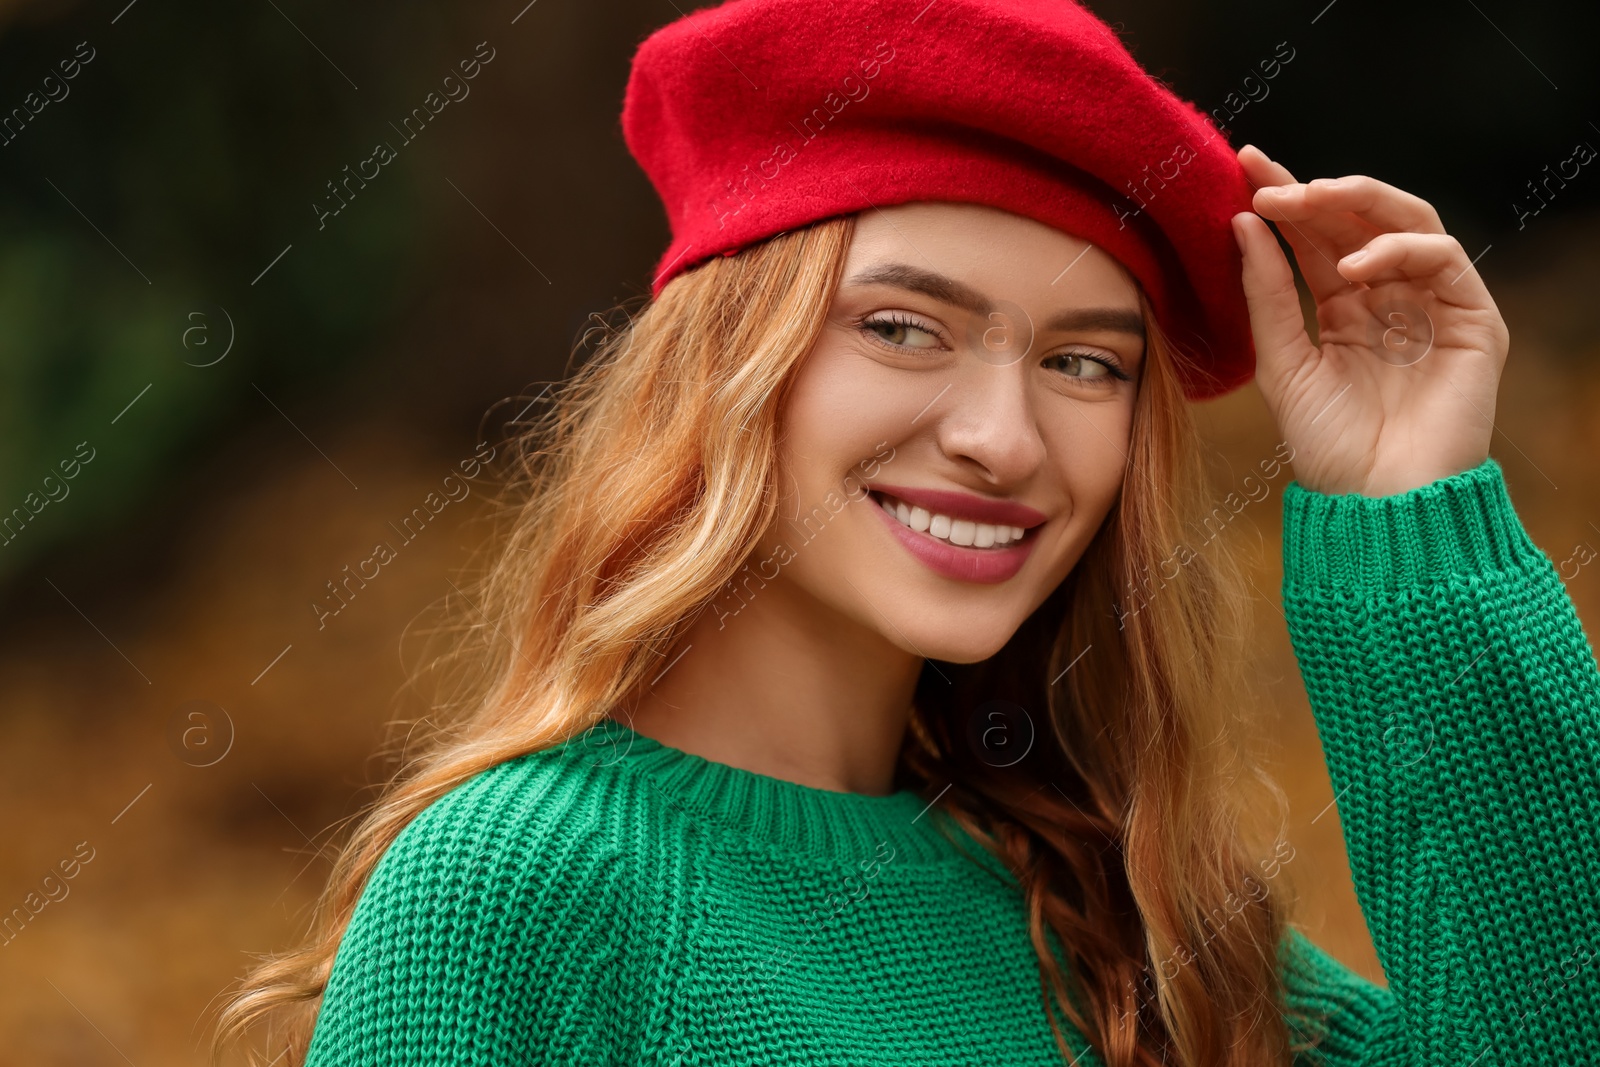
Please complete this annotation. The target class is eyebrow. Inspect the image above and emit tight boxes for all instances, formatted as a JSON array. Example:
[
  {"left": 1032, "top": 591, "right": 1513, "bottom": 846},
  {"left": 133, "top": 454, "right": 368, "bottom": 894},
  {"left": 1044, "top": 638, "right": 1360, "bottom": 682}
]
[{"left": 844, "top": 262, "right": 1146, "bottom": 339}]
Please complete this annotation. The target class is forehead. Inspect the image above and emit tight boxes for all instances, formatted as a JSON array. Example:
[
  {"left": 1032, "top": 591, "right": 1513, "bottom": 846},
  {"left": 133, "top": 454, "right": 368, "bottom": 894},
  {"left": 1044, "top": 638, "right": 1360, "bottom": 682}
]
[{"left": 841, "top": 201, "right": 1140, "bottom": 310}]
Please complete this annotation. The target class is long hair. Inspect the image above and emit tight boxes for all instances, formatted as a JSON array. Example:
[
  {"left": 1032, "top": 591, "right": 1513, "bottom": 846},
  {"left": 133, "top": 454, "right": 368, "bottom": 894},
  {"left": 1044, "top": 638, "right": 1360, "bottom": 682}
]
[{"left": 211, "top": 211, "right": 1319, "bottom": 1067}]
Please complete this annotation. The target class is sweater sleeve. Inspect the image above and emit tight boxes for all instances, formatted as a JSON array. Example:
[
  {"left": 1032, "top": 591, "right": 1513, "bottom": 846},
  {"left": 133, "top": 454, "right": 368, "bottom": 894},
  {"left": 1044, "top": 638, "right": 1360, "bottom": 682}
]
[
  {"left": 302, "top": 756, "right": 637, "bottom": 1066},
  {"left": 1275, "top": 456, "right": 1600, "bottom": 1065}
]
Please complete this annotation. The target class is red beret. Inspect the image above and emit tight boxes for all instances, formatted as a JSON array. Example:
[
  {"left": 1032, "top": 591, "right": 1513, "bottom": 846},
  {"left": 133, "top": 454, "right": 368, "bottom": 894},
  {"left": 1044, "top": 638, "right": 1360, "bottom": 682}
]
[{"left": 621, "top": 0, "right": 1258, "bottom": 400}]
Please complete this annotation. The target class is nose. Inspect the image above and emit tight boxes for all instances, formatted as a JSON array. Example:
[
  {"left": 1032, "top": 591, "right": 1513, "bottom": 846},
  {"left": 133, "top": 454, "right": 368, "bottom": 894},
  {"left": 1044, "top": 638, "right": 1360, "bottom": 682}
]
[{"left": 934, "top": 354, "right": 1048, "bottom": 488}]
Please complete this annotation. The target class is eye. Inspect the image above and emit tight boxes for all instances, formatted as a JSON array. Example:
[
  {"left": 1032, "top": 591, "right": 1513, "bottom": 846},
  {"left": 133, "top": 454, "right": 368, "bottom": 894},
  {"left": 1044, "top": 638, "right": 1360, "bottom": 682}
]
[
  {"left": 858, "top": 312, "right": 946, "bottom": 351},
  {"left": 1043, "top": 350, "right": 1131, "bottom": 383}
]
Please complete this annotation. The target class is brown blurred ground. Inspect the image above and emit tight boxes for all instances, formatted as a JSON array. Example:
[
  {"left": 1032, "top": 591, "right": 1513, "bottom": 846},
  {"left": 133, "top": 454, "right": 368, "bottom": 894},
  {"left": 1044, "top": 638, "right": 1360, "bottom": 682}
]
[{"left": 2, "top": 227, "right": 1599, "bottom": 1065}]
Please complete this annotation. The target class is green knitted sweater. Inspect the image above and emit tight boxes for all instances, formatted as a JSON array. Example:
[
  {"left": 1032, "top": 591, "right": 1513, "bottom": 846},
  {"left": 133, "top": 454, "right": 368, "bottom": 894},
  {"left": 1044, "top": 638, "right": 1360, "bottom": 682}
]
[{"left": 301, "top": 457, "right": 1600, "bottom": 1065}]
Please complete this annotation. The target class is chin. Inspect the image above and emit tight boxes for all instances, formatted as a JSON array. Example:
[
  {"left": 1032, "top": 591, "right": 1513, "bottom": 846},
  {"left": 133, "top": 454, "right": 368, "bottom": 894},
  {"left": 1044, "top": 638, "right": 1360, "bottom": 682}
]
[{"left": 888, "top": 619, "right": 1020, "bottom": 666}]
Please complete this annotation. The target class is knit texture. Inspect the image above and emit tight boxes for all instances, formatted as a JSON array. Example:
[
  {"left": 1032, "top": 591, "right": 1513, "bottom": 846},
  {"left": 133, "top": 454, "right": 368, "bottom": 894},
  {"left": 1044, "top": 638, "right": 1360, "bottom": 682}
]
[
  {"left": 302, "top": 456, "right": 1600, "bottom": 1065},
  {"left": 1276, "top": 455, "right": 1600, "bottom": 1063}
]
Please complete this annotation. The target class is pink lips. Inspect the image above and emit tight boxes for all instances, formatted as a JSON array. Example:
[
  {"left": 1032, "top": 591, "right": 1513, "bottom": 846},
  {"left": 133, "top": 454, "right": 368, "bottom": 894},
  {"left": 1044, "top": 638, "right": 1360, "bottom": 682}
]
[
  {"left": 865, "top": 484, "right": 1044, "bottom": 584},
  {"left": 867, "top": 483, "right": 1048, "bottom": 529}
]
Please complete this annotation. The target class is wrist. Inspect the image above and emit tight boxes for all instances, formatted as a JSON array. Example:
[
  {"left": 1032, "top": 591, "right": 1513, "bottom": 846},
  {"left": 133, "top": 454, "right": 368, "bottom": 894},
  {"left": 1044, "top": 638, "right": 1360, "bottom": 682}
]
[
  {"left": 1281, "top": 456, "right": 1544, "bottom": 596},
  {"left": 1296, "top": 454, "right": 1492, "bottom": 498}
]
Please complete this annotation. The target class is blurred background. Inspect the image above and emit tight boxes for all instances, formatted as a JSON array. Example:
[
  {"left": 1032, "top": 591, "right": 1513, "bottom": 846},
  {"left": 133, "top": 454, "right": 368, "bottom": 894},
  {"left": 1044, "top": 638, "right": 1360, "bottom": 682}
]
[{"left": 1, "top": 0, "right": 1597, "bottom": 1062}]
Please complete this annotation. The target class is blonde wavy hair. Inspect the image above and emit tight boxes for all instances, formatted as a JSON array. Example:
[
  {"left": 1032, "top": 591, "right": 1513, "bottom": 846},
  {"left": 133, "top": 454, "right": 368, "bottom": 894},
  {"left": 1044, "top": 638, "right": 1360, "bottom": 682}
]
[{"left": 211, "top": 212, "right": 1322, "bottom": 1066}]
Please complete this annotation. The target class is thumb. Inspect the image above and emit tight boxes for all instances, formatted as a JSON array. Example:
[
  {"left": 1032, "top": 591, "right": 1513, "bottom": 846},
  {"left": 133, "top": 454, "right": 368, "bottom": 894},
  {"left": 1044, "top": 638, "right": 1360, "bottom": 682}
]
[{"left": 1231, "top": 211, "right": 1314, "bottom": 393}]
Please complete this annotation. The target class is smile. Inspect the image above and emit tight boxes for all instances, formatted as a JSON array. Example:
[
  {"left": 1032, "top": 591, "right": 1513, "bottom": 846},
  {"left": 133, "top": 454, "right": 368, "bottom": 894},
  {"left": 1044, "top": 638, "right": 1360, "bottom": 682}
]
[
  {"left": 866, "top": 488, "right": 1042, "bottom": 584},
  {"left": 870, "top": 490, "right": 1029, "bottom": 549}
]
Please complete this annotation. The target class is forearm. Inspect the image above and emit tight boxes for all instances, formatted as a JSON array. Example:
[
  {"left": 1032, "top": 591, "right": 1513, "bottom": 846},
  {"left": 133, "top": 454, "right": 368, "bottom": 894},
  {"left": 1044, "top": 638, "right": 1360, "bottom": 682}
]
[{"left": 1280, "top": 457, "right": 1600, "bottom": 1064}]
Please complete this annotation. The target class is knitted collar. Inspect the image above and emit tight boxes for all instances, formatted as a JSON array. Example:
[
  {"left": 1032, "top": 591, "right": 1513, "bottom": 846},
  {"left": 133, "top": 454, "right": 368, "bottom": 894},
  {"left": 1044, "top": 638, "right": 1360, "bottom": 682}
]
[{"left": 568, "top": 716, "right": 996, "bottom": 871}]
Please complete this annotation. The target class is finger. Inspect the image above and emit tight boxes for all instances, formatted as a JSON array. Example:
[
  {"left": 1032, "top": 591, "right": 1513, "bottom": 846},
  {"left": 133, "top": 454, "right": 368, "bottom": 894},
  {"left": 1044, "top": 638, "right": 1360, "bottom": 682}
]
[
  {"left": 1237, "top": 143, "right": 1299, "bottom": 190},
  {"left": 1253, "top": 182, "right": 1389, "bottom": 269},
  {"left": 1304, "top": 175, "right": 1447, "bottom": 236},
  {"left": 1232, "top": 211, "right": 1316, "bottom": 388},
  {"left": 1241, "top": 143, "right": 1369, "bottom": 299},
  {"left": 1249, "top": 184, "right": 1364, "bottom": 303},
  {"left": 1239, "top": 147, "right": 1360, "bottom": 302},
  {"left": 1337, "top": 232, "right": 1493, "bottom": 309},
  {"left": 1252, "top": 184, "right": 1372, "bottom": 235},
  {"left": 1253, "top": 179, "right": 1446, "bottom": 256}
]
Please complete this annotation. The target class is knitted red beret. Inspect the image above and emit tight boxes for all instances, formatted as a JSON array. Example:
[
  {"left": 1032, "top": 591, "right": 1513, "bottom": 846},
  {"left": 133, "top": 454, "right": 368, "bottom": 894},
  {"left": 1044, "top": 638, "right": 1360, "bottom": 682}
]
[{"left": 620, "top": 0, "right": 1257, "bottom": 400}]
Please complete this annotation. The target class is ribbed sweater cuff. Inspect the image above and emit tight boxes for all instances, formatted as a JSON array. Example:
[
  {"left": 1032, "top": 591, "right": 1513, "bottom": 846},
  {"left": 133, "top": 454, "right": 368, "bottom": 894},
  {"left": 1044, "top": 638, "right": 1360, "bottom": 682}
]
[{"left": 1281, "top": 457, "right": 1547, "bottom": 596}]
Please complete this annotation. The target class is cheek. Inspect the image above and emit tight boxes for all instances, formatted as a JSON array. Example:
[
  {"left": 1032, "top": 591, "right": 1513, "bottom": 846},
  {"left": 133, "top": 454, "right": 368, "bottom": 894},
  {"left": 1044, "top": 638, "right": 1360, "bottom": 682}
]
[
  {"left": 1041, "top": 400, "right": 1134, "bottom": 526},
  {"left": 775, "top": 339, "right": 918, "bottom": 494}
]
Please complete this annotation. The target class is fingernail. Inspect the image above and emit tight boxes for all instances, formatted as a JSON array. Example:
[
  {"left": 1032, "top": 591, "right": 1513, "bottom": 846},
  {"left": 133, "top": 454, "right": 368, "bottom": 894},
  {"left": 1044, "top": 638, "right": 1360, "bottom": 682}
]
[{"left": 1343, "top": 249, "right": 1368, "bottom": 264}]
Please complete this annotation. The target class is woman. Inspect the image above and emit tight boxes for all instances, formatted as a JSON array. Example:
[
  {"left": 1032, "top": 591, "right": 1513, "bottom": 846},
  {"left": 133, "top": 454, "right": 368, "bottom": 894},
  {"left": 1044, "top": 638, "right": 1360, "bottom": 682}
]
[{"left": 213, "top": 0, "right": 1600, "bottom": 1064}]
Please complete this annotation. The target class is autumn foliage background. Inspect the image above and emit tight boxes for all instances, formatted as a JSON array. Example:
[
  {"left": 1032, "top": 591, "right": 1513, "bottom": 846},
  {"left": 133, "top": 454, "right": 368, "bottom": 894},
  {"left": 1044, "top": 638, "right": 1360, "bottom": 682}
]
[{"left": 1, "top": 0, "right": 1598, "bottom": 1062}]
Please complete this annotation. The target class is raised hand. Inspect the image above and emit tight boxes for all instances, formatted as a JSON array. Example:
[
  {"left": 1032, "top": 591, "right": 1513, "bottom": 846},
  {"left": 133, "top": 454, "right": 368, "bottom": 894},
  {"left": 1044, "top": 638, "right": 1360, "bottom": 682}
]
[{"left": 1230, "top": 144, "right": 1509, "bottom": 497}]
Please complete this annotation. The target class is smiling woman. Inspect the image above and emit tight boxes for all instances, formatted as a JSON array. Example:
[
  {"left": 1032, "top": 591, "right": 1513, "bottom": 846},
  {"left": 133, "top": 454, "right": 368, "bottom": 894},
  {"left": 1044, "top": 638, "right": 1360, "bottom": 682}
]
[
  {"left": 726, "top": 201, "right": 1148, "bottom": 637},
  {"left": 212, "top": 0, "right": 1600, "bottom": 1065}
]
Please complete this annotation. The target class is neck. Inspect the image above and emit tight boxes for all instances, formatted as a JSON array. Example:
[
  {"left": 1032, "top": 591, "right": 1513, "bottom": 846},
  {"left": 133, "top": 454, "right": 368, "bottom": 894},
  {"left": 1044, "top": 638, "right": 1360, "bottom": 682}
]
[{"left": 620, "top": 563, "right": 924, "bottom": 795}]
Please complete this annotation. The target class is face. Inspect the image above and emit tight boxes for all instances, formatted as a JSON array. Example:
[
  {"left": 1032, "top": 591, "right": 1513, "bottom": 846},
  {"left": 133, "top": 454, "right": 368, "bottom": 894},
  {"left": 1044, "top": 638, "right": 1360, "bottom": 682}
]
[{"left": 759, "top": 201, "right": 1146, "bottom": 664}]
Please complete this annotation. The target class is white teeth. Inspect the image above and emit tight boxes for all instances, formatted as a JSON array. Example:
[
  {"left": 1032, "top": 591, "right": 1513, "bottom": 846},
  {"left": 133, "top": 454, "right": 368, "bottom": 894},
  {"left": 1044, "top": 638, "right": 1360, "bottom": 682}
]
[{"left": 877, "top": 492, "right": 1030, "bottom": 549}]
